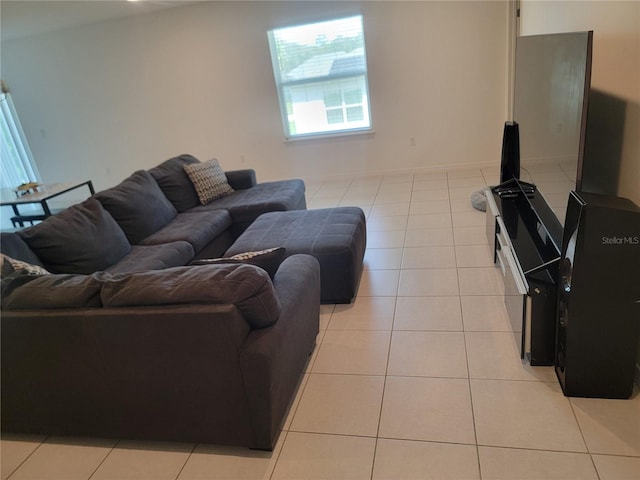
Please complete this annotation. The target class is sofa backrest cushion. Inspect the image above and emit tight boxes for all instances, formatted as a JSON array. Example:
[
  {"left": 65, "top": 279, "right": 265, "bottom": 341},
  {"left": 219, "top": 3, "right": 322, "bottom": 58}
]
[
  {"left": 95, "top": 170, "right": 178, "bottom": 244},
  {"left": 18, "top": 198, "right": 132, "bottom": 274},
  {"left": 2, "top": 272, "right": 105, "bottom": 310},
  {"left": 101, "top": 264, "right": 280, "bottom": 329},
  {"left": 148, "top": 154, "right": 201, "bottom": 212},
  {"left": 0, "top": 232, "right": 46, "bottom": 267}
]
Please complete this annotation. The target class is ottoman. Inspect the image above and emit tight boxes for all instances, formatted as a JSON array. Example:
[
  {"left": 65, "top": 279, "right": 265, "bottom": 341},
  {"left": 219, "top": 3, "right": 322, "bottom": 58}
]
[{"left": 226, "top": 207, "right": 366, "bottom": 304}]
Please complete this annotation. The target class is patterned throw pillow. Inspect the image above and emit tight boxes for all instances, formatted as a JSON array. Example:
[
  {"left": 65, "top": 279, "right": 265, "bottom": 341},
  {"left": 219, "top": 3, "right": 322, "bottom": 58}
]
[
  {"left": 191, "top": 247, "right": 286, "bottom": 279},
  {"left": 1, "top": 253, "right": 50, "bottom": 276},
  {"left": 183, "top": 159, "right": 234, "bottom": 205}
]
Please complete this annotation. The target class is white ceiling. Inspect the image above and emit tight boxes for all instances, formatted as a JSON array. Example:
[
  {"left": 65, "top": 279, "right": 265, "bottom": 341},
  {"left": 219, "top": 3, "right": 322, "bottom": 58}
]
[{"left": 1, "top": 0, "right": 195, "bottom": 41}]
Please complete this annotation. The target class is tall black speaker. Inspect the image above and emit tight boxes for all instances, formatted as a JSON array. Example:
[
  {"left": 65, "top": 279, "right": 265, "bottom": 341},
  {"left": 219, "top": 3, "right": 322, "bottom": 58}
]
[
  {"left": 500, "top": 121, "right": 520, "bottom": 183},
  {"left": 556, "top": 191, "right": 640, "bottom": 398}
]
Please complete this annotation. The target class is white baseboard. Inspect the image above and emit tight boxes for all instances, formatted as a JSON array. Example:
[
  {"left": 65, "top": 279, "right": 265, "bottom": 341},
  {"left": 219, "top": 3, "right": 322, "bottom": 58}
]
[{"left": 303, "top": 161, "right": 498, "bottom": 185}]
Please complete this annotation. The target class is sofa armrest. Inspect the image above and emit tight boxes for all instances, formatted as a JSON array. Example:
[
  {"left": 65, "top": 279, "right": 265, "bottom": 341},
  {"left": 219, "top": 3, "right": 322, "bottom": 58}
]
[
  {"left": 225, "top": 169, "right": 257, "bottom": 190},
  {"left": 239, "top": 254, "right": 320, "bottom": 449}
]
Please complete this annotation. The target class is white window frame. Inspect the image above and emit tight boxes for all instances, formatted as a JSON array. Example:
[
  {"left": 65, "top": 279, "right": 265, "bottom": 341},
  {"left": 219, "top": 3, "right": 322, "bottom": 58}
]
[{"left": 268, "top": 15, "right": 373, "bottom": 140}]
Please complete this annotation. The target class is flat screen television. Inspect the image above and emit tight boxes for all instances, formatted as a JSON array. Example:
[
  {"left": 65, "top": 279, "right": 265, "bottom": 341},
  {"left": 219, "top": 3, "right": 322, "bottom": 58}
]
[{"left": 509, "top": 31, "right": 593, "bottom": 225}]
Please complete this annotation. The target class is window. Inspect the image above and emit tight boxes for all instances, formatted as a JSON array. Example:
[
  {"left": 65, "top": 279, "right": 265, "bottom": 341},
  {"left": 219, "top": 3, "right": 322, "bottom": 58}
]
[
  {"left": 1, "top": 90, "right": 40, "bottom": 189},
  {"left": 268, "top": 15, "right": 372, "bottom": 139}
]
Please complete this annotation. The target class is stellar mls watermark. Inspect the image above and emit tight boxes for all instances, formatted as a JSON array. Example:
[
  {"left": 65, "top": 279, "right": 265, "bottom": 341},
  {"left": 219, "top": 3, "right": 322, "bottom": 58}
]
[{"left": 601, "top": 236, "right": 639, "bottom": 245}]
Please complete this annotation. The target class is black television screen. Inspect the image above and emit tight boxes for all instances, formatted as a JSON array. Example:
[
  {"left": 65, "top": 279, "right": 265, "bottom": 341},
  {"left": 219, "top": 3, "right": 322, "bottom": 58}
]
[{"left": 513, "top": 31, "right": 593, "bottom": 224}]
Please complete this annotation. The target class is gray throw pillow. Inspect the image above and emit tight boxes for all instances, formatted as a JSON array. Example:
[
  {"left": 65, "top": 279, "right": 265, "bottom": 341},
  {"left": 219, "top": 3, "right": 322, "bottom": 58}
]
[
  {"left": 18, "top": 198, "right": 131, "bottom": 274},
  {"left": 184, "top": 159, "right": 234, "bottom": 205},
  {"left": 95, "top": 170, "right": 178, "bottom": 244},
  {"left": 148, "top": 154, "right": 201, "bottom": 212}
]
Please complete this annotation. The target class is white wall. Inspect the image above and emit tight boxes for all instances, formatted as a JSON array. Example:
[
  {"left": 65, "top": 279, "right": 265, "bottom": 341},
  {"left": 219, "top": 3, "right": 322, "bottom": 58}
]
[
  {"left": 1, "top": 0, "right": 509, "bottom": 194},
  {"left": 520, "top": 0, "right": 640, "bottom": 206}
]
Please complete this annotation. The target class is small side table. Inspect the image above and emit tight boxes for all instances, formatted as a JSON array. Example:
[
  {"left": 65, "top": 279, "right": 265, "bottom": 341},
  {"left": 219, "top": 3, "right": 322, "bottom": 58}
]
[{"left": 0, "top": 181, "right": 95, "bottom": 227}]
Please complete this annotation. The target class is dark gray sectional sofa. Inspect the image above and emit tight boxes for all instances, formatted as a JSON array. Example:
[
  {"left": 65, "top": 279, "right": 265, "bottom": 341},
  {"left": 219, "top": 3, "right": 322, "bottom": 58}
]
[{"left": 0, "top": 154, "right": 319, "bottom": 450}]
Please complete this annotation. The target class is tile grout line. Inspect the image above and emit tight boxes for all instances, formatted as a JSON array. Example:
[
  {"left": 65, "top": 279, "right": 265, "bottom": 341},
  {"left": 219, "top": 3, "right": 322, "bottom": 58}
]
[
  {"left": 448, "top": 170, "right": 484, "bottom": 480},
  {"left": 567, "top": 396, "right": 602, "bottom": 480},
  {"left": 173, "top": 442, "right": 198, "bottom": 480},
  {"left": 266, "top": 430, "right": 289, "bottom": 480},
  {"left": 368, "top": 175, "right": 402, "bottom": 480},
  {"left": 4, "top": 434, "right": 50, "bottom": 480},
  {"left": 87, "top": 438, "right": 120, "bottom": 480}
]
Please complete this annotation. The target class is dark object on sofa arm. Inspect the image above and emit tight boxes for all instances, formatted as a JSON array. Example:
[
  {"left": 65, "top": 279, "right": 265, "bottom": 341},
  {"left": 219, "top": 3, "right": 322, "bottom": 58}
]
[{"left": 225, "top": 169, "right": 258, "bottom": 190}]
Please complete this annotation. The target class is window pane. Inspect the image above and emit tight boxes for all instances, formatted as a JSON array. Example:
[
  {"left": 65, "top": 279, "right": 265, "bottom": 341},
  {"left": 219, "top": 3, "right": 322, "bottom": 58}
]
[
  {"left": 326, "top": 109, "right": 344, "bottom": 124},
  {"left": 346, "top": 106, "right": 364, "bottom": 122},
  {"left": 344, "top": 89, "right": 362, "bottom": 105},
  {"left": 324, "top": 91, "right": 342, "bottom": 108},
  {"left": 269, "top": 15, "right": 372, "bottom": 138}
]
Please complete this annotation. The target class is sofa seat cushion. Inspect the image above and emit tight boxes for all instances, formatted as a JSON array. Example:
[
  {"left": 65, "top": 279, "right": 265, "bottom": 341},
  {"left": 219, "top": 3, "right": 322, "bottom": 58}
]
[
  {"left": 95, "top": 170, "right": 178, "bottom": 244},
  {"left": 186, "top": 179, "right": 306, "bottom": 226},
  {"left": 105, "top": 241, "right": 195, "bottom": 275},
  {"left": 140, "top": 210, "right": 232, "bottom": 254},
  {"left": 2, "top": 273, "right": 106, "bottom": 310},
  {"left": 101, "top": 264, "right": 280, "bottom": 329},
  {"left": 148, "top": 154, "right": 201, "bottom": 212},
  {"left": 18, "top": 198, "right": 132, "bottom": 275}
]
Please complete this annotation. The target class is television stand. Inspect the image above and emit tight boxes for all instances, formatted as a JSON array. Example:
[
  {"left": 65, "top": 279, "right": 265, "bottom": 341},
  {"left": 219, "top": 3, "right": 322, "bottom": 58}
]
[{"left": 484, "top": 185, "right": 561, "bottom": 365}]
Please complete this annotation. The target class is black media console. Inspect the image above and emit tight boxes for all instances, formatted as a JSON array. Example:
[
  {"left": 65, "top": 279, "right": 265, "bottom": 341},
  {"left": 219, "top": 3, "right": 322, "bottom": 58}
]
[
  {"left": 486, "top": 184, "right": 640, "bottom": 398},
  {"left": 485, "top": 184, "right": 562, "bottom": 366}
]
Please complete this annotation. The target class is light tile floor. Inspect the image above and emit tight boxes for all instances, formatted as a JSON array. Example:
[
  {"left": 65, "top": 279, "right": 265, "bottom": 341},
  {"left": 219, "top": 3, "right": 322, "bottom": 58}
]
[{"left": 2, "top": 168, "right": 639, "bottom": 480}]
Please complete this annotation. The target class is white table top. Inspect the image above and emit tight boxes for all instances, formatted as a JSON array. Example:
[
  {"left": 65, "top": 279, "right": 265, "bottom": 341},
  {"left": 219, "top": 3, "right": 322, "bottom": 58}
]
[{"left": 0, "top": 181, "right": 93, "bottom": 207}]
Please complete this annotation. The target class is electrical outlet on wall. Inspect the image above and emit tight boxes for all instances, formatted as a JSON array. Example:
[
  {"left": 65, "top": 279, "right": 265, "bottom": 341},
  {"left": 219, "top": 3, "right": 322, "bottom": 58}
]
[{"left": 409, "top": 137, "right": 416, "bottom": 147}]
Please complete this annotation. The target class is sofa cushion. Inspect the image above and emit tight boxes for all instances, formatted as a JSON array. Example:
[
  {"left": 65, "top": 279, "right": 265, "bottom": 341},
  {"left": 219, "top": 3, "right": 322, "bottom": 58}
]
[
  {"left": 186, "top": 179, "right": 306, "bottom": 226},
  {"left": 101, "top": 264, "right": 280, "bottom": 329},
  {"left": 0, "top": 232, "right": 46, "bottom": 267},
  {"left": 105, "top": 241, "right": 195, "bottom": 275},
  {"left": 191, "top": 247, "right": 286, "bottom": 279},
  {"left": 18, "top": 198, "right": 132, "bottom": 275},
  {"left": 140, "top": 210, "right": 232, "bottom": 254},
  {"left": 95, "top": 170, "right": 178, "bottom": 244},
  {"left": 2, "top": 273, "right": 105, "bottom": 310},
  {"left": 148, "top": 154, "right": 201, "bottom": 212},
  {"left": 184, "top": 159, "right": 234, "bottom": 205}
]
